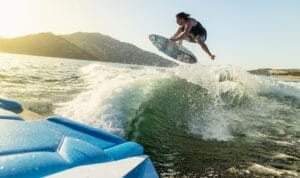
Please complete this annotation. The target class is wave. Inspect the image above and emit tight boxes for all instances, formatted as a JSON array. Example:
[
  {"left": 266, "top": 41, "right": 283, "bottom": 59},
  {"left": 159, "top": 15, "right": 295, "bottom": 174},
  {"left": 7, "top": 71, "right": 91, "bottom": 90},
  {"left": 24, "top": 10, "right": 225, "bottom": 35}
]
[
  {"left": 55, "top": 63, "right": 300, "bottom": 142},
  {"left": 55, "top": 63, "right": 170, "bottom": 136}
]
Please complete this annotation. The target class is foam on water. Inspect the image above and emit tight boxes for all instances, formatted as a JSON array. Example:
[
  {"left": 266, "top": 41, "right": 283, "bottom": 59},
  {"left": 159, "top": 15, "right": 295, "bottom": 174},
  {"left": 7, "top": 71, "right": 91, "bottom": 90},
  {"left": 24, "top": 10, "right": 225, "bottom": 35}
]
[
  {"left": 172, "top": 64, "right": 300, "bottom": 141},
  {"left": 55, "top": 63, "right": 170, "bottom": 136},
  {"left": 55, "top": 62, "right": 300, "bottom": 142}
]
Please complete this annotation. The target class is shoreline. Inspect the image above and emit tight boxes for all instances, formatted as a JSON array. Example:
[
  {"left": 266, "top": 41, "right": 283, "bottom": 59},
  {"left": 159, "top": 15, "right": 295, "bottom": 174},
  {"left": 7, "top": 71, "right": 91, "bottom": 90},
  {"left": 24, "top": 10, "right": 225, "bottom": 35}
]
[
  {"left": 251, "top": 74, "right": 300, "bottom": 80},
  {"left": 271, "top": 75, "right": 300, "bottom": 79}
]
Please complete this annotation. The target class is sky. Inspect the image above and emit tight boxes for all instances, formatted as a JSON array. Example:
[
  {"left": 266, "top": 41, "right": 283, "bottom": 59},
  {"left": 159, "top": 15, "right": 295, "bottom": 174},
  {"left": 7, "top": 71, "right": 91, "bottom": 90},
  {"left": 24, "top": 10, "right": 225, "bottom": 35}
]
[{"left": 0, "top": 0, "right": 299, "bottom": 69}]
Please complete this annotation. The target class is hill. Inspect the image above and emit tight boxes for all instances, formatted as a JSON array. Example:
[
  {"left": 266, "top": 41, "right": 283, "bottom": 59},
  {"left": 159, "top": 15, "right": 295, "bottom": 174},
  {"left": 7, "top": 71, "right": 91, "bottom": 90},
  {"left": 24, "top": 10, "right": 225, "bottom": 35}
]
[
  {"left": 249, "top": 68, "right": 300, "bottom": 79},
  {"left": 0, "top": 32, "right": 175, "bottom": 67},
  {"left": 61, "top": 32, "right": 174, "bottom": 66},
  {"left": 0, "top": 33, "right": 97, "bottom": 60}
]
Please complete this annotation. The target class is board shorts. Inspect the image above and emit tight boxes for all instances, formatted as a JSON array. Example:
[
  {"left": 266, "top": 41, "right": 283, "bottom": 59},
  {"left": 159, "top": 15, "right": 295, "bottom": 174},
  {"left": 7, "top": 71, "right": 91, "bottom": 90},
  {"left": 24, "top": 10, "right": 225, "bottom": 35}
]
[{"left": 188, "top": 27, "right": 207, "bottom": 43}]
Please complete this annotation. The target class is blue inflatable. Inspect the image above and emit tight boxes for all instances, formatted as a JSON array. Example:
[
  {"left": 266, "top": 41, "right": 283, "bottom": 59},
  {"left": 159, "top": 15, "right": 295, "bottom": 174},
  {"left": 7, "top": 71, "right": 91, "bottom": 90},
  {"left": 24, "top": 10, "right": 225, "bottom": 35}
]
[
  {"left": 0, "top": 98, "right": 22, "bottom": 111},
  {"left": 0, "top": 98, "right": 158, "bottom": 178},
  {"left": 0, "top": 108, "right": 23, "bottom": 120}
]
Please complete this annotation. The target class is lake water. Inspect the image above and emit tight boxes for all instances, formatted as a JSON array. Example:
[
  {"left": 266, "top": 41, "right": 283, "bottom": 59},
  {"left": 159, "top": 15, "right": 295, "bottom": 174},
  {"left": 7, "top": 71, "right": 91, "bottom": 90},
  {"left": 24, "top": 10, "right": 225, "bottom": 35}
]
[{"left": 0, "top": 53, "right": 299, "bottom": 177}]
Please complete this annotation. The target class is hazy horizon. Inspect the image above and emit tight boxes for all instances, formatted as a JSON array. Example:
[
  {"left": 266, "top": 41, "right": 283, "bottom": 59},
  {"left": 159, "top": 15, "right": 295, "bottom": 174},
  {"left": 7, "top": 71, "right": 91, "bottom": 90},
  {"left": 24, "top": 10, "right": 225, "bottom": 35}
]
[{"left": 0, "top": 0, "right": 299, "bottom": 69}]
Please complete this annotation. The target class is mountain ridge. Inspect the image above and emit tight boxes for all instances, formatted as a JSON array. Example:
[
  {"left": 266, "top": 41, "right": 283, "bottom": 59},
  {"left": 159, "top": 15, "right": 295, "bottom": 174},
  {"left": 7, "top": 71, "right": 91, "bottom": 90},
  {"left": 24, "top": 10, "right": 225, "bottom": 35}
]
[{"left": 0, "top": 32, "right": 175, "bottom": 67}]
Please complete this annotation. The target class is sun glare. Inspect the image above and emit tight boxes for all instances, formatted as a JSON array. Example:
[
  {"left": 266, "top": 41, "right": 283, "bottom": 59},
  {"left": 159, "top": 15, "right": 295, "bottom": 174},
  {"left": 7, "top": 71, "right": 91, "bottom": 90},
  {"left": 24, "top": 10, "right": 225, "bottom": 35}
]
[{"left": 0, "top": 0, "right": 35, "bottom": 38}]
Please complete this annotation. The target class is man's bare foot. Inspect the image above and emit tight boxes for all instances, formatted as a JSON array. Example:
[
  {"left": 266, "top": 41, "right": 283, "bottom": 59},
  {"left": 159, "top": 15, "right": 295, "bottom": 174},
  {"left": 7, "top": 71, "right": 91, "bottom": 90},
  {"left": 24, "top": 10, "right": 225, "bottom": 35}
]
[{"left": 210, "top": 55, "right": 215, "bottom": 60}]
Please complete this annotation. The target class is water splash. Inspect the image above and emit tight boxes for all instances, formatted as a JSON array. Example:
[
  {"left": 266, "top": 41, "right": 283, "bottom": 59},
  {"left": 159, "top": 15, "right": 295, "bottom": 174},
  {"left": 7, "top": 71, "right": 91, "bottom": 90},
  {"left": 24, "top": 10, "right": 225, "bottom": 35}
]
[{"left": 55, "top": 63, "right": 170, "bottom": 136}]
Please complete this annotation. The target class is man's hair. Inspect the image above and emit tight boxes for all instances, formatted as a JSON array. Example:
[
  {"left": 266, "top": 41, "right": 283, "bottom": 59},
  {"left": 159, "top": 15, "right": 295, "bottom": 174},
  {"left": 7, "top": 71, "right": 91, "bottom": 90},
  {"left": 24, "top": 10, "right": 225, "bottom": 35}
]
[{"left": 176, "top": 12, "right": 190, "bottom": 20}]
